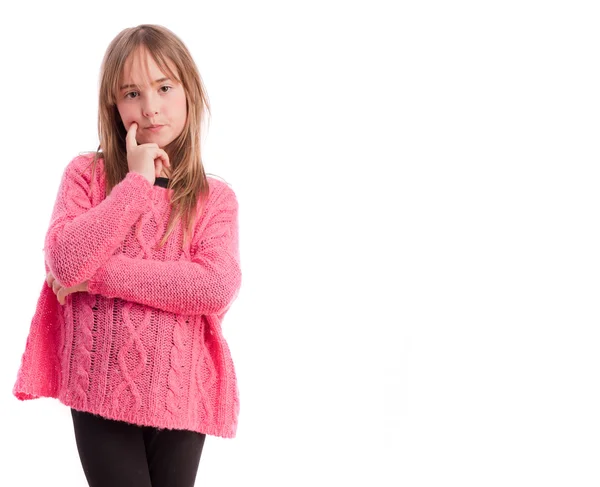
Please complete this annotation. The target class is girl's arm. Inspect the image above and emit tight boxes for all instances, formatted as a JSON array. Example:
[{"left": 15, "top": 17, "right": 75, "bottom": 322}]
[
  {"left": 86, "top": 184, "right": 242, "bottom": 316},
  {"left": 44, "top": 155, "right": 154, "bottom": 288}
]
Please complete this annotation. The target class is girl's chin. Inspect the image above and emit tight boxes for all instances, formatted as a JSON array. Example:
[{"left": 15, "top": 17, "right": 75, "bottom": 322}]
[{"left": 141, "top": 135, "right": 171, "bottom": 147}]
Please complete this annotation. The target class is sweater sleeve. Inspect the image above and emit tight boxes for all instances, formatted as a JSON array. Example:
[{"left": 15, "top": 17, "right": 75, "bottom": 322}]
[
  {"left": 86, "top": 184, "right": 242, "bottom": 316},
  {"left": 44, "top": 156, "right": 154, "bottom": 288}
]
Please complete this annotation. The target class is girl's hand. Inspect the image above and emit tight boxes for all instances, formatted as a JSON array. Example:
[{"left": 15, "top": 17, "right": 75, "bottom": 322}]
[
  {"left": 126, "top": 122, "right": 171, "bottom": 184},
  {"left": 46, "top": 272, "right": 89, "bottom": 305}
]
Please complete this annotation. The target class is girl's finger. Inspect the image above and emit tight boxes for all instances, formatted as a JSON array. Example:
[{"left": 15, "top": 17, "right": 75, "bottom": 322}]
[
  {"left": 125, "top": 122, "right": 138, "bottom": 153},
  {"left": 155, "top": 149, "right": 170, "bottom": 168},
  {"left": 153, "top": 158, "right": 163, "bottom": 178},
  {"left": 57, "top": 288, "right": 66, "bottom": 305}
]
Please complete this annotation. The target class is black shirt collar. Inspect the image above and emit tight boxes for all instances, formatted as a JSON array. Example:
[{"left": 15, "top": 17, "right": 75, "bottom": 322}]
[{"left": 154, "top": 177, "right": 170, "bottom": 188}]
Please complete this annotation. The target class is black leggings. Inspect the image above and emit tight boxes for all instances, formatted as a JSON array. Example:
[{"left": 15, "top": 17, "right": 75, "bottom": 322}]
[{"left": 70, "top": 408, "right": 206, "bottom": 487}]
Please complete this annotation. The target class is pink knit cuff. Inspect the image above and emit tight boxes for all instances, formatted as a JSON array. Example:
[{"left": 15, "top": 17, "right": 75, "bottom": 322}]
[{"left": 116, "top": 171, "right": 155, "bottom": 205}]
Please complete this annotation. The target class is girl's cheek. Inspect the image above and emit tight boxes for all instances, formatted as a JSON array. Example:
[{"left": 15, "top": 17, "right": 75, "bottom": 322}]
[
  {"left": 116, "top": 106, "right": 131, "bottom": 128},
  {"left": 121, "top": 116, "right": 137, "bottom": 130}
]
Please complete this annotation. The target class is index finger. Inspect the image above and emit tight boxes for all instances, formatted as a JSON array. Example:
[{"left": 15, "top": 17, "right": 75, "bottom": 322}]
[{"left": 126, "top": 122, "right": 138, "bottom": 151}]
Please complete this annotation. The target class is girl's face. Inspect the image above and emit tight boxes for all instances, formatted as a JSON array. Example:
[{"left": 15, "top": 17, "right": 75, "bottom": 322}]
[{"left": 116, "top": 48, "right": 187, "bottom": 150}]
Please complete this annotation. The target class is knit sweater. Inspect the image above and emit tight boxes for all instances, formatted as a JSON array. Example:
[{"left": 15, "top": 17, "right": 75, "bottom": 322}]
[{"left": 13, "top": 153, "right": 242, "bottom": 438}]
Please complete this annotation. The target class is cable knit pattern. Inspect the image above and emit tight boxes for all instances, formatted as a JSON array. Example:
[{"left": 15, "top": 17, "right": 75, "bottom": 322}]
[{"left": 12, "top": 153, "right": 242, "bottom": 438}]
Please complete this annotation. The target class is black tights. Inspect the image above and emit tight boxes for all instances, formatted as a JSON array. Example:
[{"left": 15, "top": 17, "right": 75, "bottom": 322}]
[{"left": 70, "top": 408, "right": 206, "bottom": 487}]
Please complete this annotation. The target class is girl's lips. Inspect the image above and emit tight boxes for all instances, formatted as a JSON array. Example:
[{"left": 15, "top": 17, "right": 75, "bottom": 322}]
[{"left": 145, "top": 125, "right": 165, "bottom": 133}]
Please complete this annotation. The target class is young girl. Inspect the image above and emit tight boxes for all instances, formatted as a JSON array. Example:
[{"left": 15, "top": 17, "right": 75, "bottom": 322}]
[{"left": 13, "top": 24, "right": 242, "bottom": 487}]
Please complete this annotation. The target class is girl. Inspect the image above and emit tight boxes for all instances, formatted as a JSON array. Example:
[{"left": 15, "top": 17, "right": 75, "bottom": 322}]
[{"left": 13, "top": 24, "right": 242, "bottom": 487}]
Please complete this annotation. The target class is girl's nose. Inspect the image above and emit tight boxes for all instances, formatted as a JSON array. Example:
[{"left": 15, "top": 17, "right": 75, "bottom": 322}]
[
  {"left": 142, "top": 96, "right": 159, "bottom": 117},
  {"left": 143, "top": 107, "right": 158, "bottom": 117}
]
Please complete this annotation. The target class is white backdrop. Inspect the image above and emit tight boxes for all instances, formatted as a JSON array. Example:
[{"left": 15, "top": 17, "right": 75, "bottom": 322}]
[{"left": 1, "top": 1, "right": 599, "bottom": 486}]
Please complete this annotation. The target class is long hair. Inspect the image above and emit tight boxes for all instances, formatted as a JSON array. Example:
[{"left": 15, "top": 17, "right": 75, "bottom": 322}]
[{"left": 90, "top": 24, "right": 211, "bottom": 249}]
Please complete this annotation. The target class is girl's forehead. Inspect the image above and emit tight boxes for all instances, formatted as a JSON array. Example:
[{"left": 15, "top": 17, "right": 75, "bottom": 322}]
[{"left": 120, "top": 48, "right": 177, "bottom": 86}]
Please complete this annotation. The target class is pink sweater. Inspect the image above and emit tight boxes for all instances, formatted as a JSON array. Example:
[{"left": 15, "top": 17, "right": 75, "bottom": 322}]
[{"left": 13, "top": 153, "right": 242, "bottom": 438}]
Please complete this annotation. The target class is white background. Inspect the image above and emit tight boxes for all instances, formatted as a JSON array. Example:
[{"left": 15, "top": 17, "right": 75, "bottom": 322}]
[{"left": 1, "top": 1, "right": 599, "bottom": 486}]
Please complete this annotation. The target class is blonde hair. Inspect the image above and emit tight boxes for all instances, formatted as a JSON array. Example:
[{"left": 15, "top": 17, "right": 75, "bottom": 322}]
[{"left": 89, "top": 24, "right": 211, "bottom": 249}]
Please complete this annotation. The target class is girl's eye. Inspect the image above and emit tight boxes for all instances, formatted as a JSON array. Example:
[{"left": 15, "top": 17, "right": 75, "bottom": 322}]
[
  {"left": 160, "top": 86, "right": 172, "bottom": 93},
  {"left": 125, "top": 92, "right": 139, "bottom": 99}
]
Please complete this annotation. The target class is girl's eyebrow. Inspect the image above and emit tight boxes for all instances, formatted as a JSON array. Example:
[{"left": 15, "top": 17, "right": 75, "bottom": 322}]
[{"left": 119, "top": 77, "right": 171, "bottom": 91}]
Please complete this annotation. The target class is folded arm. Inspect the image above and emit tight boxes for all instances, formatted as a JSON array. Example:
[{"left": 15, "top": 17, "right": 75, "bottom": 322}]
[
  {"left": 44, "top": 156, "right": 154, "bottom": 288},
  {"left": 87, "top": 184, "right": 242, "bottom": 316}
]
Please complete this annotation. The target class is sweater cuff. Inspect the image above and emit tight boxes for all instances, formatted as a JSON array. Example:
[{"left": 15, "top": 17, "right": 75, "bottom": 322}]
[{"left": 117, "top": 171, "right": 154, "bottom": 200}]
